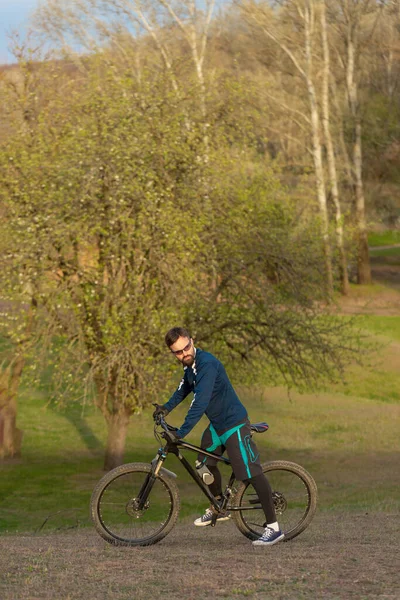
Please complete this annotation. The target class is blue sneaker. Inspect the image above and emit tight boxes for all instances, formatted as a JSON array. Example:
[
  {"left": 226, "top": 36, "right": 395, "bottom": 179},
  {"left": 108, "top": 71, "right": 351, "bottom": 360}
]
[
  {"left": 194, "top": 507, "right": 231, "bottom": 527},
  {"left": 252, "top": 527, "right": 285, "bottom": 546}
]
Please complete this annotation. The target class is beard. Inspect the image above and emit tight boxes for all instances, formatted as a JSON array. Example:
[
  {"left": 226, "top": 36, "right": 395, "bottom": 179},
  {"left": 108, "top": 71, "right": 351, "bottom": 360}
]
[{"left": 182, "top": 354, "right": 195, "bottom": 367}]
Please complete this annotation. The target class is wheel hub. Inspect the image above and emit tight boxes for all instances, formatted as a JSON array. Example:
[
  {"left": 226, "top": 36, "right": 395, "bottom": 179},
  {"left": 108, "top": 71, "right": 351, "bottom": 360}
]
[
  {"left": 126, "top": 498, "right": 149, "bottom": 517},
  {"left": 272, "top": 491, "right": 287, "bottom": 513}
]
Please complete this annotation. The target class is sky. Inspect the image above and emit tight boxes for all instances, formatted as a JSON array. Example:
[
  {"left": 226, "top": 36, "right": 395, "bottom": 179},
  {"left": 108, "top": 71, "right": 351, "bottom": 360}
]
[
  {"left": 0, "top": 0, "right": 223, "bottom": 65},
  {"left": 0, "top": 0, "right": 41, "bottom": 64}
]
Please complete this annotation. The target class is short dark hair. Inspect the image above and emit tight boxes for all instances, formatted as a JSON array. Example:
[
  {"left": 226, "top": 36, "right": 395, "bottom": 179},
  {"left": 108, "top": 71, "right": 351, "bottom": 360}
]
[{"left": 165, "top": 327, "right": 192, "bottom": 348}]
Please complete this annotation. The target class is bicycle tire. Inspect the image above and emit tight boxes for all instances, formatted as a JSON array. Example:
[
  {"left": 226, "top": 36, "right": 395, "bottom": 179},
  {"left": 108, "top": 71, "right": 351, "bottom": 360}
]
[
  {"left": 231, "top": 460, "right": 317, "bottom": 541},
  {"left": 90, "top": 462, "right": 180, "bottom": 547}
]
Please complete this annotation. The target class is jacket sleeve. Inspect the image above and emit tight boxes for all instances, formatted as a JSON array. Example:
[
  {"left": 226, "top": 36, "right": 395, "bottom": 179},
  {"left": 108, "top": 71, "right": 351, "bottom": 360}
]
[
  {"left": 176, "top": 362, "right": 218, "bottom": 438},
  {"left": 163, "top": 369, "right": 193, "bottom": 413}
]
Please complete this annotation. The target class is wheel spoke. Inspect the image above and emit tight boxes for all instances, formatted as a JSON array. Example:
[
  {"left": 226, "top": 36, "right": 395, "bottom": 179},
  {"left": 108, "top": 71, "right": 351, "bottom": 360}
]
[
  {"left": 92, "top": 466, "right": 178, "bottom": 546},
  {"left": 232, "top": 462, "right": 317, "bottom": 541},
  {"left": 100, "top": 502, "right": 130, "bottom": 506}
]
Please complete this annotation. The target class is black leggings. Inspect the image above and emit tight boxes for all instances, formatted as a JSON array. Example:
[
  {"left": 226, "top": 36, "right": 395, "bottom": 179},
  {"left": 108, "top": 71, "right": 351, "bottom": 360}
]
[
  {"left": 244, "top": 473, "right": 276, "bottom": 524},
  {"left": 208, "top": 467, "right": 276, "bottom": 524},
  {"left": 207, "top": 465, "right": 223, "bottom": 498}
]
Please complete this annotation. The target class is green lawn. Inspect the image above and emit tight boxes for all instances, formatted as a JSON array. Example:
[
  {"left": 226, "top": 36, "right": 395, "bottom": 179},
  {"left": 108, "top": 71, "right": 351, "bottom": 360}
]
[
  {"left": 359, "top": 314, "right": 400, "bottom": 342},
  {"left": 1, "top": 314, "right": 399, "bottom": 534},
  {"left": 321, "top": 315, "right": 400, "bottom": 402},
  {"left": 368, "top": 230, "right": 400, "bottom": 247}
]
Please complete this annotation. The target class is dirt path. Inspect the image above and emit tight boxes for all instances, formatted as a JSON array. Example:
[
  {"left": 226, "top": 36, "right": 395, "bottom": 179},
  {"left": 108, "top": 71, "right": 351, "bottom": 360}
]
[
  {"left": 369, "top": 244, "right": 400, "bottom": 251},
  {"left": 371, "top": 264, "right": 400, "bottom": 292},
  {"left": 339, "top": 263, "right": 400, "bottom": 314},
  {"left": 1, "top": 513, "right": 398, "bottom": 600},
  {"left": 369, "top": 245, "right": 400, "bottom": 292}
]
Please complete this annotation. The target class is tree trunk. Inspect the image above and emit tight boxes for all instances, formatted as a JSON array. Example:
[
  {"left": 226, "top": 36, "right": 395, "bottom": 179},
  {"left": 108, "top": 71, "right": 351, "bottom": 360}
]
[
  {"left": 320, "top": 0, "right": 349, "bottom": 295},
  {"left": 103, "top": 410, "right": 131, "bottom": 471},
  {"left": 354, "top": 118, "right": 371, "bottom": 284},
  {"left": 0, "top": 358, "right": 24, "bottom": 460},
  {"left": 242, "top": 0, "right": 333, "bottom": 295},
  {"left": 0, "top": 397, "right": 23, "bottom": 460},
  {"left": 346, "top": 33, "right": 371, "bottom": 285},
  {"left": 304, "top": 1, "right": 334, "bottom": 296},
  {"left": 0, "top": 299, "right": 35, "bottom": 461},
  {"left": 330, "top": 78, "right": 354, "bottom": 188}
]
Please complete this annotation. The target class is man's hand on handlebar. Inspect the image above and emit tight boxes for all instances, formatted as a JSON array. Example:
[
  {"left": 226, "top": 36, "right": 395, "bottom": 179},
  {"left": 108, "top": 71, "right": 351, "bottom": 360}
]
[
  {"left": 152, "top": 404, "right": 181, "bottom": 442},
  {"left": 152, "top": 403, "right": 169, "bottom": 423}
]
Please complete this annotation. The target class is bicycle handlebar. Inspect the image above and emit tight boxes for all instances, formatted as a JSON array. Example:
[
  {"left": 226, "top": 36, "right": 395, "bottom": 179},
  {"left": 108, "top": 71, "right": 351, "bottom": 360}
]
[{"left": 153, "top": 406, "right": 179, "bottom": 442}]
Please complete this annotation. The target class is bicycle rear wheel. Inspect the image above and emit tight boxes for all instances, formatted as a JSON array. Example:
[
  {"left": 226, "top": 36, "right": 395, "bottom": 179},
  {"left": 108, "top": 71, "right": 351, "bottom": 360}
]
[
  {"left": 90, "top": 462, "right": 180, "bottom": 546},
  {"left": 231, "top": 460, "right": 317, "bottom": 541}
]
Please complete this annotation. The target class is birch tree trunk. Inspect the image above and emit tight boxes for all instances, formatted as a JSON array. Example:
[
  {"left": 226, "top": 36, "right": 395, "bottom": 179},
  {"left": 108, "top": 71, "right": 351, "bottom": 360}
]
[
  {"left": 346, "top": 33, "right": 371, "bottom": 284},
  {"left": 243, "top": 0, "right": 334, "bottom": 296},
  {"left": 379, "top": 0, "right": 399, "bottom": 99},
  {"left": 158, "top": 0, "right": 215, "bottom": 156},
  {"left": 330, "top": 77, "right": 354, "bottom": 188},
  {"left": 321, "top": 0, "right": 349, "bottom": 295},
  {"left": 303, "top": 0, "right": 333, "bottom": 295}
]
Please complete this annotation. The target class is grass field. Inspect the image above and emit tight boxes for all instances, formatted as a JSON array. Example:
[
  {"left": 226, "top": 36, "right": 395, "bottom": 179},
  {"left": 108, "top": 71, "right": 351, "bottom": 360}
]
[
  {"left": 1, "top": 309, "right": 399, "bottom": 534},
  {"left": 370, "top": 245, "right": 400, "bottom": 258},
  {"left": 368, "top": 230, "right": 400, "bottom": 246},
  {"left": 1, "top": 278, "right": 399, "bottom": 599}
]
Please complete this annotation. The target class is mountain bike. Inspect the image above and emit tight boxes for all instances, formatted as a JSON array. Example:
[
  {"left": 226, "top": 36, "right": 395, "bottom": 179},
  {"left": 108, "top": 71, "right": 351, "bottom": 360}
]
[{"left": 90, "top": 414, "right": 318, "bottom": 547}]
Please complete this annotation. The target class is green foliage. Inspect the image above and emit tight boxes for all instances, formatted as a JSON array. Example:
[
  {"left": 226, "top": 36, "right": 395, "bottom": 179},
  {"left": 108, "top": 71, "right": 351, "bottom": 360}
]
[
  {"left": 1, "top": 61, "right": 210, "bottom": 413},
  {"left": 183, "top": 160, "right": 363, "bottom": 388},
  {"left": 0, "top": 48, "right": 368, "bottom": 472},
  {"left": 363, "top": 94, "right": 400, "bottom": 183}
]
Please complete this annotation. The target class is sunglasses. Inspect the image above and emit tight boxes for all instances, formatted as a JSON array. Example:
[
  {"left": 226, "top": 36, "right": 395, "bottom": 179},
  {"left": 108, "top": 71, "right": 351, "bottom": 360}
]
[{"left": 171, "top": 339, "right": 192, "bottom": 356}]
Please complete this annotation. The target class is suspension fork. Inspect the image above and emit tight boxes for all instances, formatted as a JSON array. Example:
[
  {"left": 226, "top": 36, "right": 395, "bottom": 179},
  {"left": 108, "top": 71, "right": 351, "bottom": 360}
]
[{"left": 136, "top": 447, "right": 168, "bottom": 510}]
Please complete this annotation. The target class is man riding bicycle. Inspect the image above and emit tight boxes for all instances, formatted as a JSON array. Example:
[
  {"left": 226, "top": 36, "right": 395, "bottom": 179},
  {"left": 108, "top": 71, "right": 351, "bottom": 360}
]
[{"left": 153, "top": 326, "right": 284, "bottom": 547}]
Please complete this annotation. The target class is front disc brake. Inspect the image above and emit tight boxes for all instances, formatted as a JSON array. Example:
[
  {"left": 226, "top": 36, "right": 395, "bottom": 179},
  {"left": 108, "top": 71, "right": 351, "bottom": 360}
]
[{"left": 126, "top": 498, "right": 150, "bottom": 517}]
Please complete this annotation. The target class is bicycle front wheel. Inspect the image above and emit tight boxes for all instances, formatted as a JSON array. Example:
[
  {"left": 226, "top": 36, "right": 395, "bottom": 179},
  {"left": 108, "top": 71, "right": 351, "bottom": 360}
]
[
  {"left": 231, "top": 460, "right": 317, "bottom": 541},
  {"left": 90, "top": 462, "right": 180, "bottom": 547}
]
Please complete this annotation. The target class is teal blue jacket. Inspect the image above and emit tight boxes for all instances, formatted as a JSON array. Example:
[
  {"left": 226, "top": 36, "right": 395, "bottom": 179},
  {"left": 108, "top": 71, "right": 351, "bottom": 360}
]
[{"left": 163, "top": 348, "right": 247, "bottom": 438}]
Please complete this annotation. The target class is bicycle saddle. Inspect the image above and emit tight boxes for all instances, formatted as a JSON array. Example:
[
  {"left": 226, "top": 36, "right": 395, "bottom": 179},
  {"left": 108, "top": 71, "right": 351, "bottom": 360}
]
[{"left": 250, "top": 422, "right": 269, "bottom": 433}]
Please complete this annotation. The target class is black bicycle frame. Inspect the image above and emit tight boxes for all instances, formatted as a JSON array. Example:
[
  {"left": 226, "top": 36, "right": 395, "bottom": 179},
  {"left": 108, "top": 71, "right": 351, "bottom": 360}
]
[{"left": 146, "top": 437, "right": 263, "bottom": 513}]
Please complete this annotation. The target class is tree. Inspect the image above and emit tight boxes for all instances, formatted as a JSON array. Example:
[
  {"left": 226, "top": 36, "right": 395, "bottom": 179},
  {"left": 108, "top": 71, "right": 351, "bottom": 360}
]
[
  {"left": 33, "top": 0, "right": 215, "bottom": 144},
  {"left": 0, "top": 39, "right": 47, "bottom": 461},
  {"left": 327, "top": 0, "right": 380, "bottom": 284},
  {"left": 0, "top": 360, "right": 24, "bottom": 460},
  {"left": 0, "top": 300, "right": 36, "bottom": 460},
  {"left": 184, "top": 153, "right": 361, "bottom": 388},
  {"left": 34, "top": 0, "right": 220, "bottom": 282},
  {"left": 1, "top": 18, "right": 366, "bottom": 468},
  {"left": 240, "top": 0, "right": 334, "bottom": 296},
  {"left": 320, "top": 0, "right": 349, "bottom": 294},
  {"left": 0, "top": 59, "right": 210, "bottom": 469}
]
